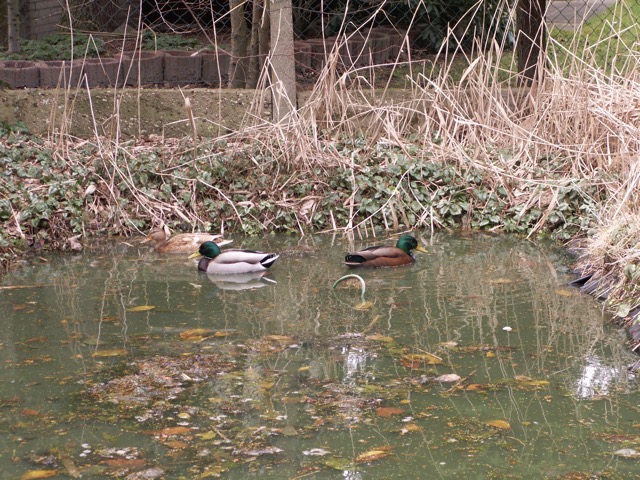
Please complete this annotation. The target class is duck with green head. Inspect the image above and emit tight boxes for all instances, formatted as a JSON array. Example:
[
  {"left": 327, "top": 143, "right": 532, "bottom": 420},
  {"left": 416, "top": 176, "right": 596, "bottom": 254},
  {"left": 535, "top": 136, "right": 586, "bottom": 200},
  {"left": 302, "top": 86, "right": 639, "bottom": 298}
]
[
  {"left": 189, "top": 241, "right": 279, "bottom": 274},
  {"left": 344, "top": 235, "right": 428, "bottom": 268}
]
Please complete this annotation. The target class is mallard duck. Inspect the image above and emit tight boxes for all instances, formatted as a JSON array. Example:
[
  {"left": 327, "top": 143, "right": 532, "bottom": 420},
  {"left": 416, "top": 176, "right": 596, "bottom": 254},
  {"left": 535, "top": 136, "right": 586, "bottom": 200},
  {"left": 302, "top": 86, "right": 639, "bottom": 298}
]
[
  {"left": 344, "top": 235, "right": 428, "bottom": 268},
  {"left": 141, "top": 227, "right": 232, "bottom": 253},
  {"left": 189, "top": 241, "right": 279, "bottom": 274}
]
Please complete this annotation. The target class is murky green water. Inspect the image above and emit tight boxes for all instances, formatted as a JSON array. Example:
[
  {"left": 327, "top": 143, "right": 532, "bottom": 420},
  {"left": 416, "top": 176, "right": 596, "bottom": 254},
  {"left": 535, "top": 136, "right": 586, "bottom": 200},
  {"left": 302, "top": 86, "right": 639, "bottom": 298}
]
[{"left": 1, "top": 233, "right": 639, "bottom": 479}]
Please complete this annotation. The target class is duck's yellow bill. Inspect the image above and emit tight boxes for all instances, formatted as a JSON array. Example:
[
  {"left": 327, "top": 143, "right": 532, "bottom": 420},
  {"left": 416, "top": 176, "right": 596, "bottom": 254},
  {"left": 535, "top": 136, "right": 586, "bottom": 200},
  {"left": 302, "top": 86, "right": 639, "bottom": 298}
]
[
  {"left": 415, "top": 245, "right": 429, "bottom": 254},
  {"left": 188, "top": 251, "right": 201, "bottom": 259}
]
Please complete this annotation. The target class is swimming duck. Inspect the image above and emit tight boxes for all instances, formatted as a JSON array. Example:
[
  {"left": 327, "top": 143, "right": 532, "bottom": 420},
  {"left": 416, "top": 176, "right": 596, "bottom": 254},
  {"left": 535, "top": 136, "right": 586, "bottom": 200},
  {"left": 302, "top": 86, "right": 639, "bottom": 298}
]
[
  {"left": 189, "top": 241, "right": 279, "bottom": 274},
  {"left": 141, "top": 227, "right": 232, "bottom": 253},
  {"left": 344, "top": 235, "right": 428, "bottom": 268}
]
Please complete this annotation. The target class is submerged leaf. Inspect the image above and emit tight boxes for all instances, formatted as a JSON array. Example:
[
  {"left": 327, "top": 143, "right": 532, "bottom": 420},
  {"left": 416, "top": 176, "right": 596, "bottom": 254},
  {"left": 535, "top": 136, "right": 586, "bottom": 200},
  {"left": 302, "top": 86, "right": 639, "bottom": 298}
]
[
  {"left": 127, "top": 305, "right": 155, "bottom": 312},
  {"left": 235, "top": 446, "right": 283, "bottom": 456},
  {"left": 91, "top": 349, "right": 127, "bottom": 358},
  {"left": 179, "top": 328, "right": 212, "bottom": 341},
  {"left": 432, "top": 374, "right": 461, "bottom": 383},
  {"left": 355, "top": 448, "right": 391, "bottom": 463},
  {"left": 323, "top": 457, "right": 353, "bottom": 470},
  {"left": 355, "top": 301, "right": 374, "bottom": 311},
  {"left": 149, "top": 426, "right": 192, "bottom": 436},
  {"left": 303, "top": 448, "right": 331, "bottom": 456},
  {"left": 264, "top": 335, "right": 295, "bottom": 343},
  {"left": 614, "top": 448, "right": 640, "bottom": 458},
  {"left": 366, "top": 334, "right": 395, "bottom": 343},
  {"left": 19, "top": 471, "right": 58, "bottom": 480},
  {"left": 400, "top": 353, "right": 443, "bottom": 367},
  {"left": 485, "top": 420, "right": 511, "bottom": 430},
  {"left": 376, "top": 407, "right": 404, "bottom": 418}
]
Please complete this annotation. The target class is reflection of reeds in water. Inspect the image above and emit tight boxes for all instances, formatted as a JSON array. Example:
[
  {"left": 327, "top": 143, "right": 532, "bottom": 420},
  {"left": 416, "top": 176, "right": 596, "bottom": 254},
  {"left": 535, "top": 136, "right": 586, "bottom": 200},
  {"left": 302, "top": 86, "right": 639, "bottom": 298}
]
[{"left": 45, "top": 233, "right": 630, "bottom": 389}]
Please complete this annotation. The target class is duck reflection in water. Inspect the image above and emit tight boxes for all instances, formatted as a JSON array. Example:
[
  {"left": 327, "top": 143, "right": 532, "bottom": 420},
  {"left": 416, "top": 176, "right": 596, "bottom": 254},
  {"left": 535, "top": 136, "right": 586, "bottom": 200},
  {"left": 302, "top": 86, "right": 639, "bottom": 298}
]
[{"left": 206, "top": 271, "right": 277, "bottom": 291}]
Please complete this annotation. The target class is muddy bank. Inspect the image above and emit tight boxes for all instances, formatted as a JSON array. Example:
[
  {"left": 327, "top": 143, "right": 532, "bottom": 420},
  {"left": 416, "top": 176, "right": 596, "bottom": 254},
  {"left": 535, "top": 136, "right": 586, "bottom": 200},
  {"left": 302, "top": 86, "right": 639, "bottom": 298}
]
[
  {"left": 1, "top": 88, "right": 281, "bottom": 138},
  {"left": 0, "top": 87, "right": 416, "bottom": 138}
]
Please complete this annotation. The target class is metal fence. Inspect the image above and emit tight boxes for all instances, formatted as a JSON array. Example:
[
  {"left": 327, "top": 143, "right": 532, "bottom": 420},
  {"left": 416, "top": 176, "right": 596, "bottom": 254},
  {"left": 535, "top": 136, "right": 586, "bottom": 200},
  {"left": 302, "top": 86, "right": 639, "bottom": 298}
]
[
  {"left": 63, "top": 0, "right": 633, "bottom": 42},
  {"left": 5, "top": 0, "right": 639, "bottom": 61}
]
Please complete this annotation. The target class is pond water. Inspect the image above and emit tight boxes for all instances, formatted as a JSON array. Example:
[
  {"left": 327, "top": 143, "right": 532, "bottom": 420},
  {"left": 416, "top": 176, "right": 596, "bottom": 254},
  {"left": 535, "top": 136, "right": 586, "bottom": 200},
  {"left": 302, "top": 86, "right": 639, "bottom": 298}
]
[{"left": 1, "top": 233, "right": 639, "bottom": 479}]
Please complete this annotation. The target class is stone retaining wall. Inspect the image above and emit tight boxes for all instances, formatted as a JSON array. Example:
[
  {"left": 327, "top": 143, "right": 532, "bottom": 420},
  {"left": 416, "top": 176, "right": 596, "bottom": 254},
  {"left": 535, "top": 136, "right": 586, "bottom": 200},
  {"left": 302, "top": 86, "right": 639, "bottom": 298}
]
[{"left": 0, "top": 30, "right": 402, "bottom": 89}]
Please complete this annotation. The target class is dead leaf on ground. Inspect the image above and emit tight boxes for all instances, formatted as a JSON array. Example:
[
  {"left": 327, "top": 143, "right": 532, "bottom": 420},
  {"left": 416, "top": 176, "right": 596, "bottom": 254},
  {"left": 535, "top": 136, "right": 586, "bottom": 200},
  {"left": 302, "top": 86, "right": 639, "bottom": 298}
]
[{"left": 555, "top": 289, "right": 575, "bottom": 297}]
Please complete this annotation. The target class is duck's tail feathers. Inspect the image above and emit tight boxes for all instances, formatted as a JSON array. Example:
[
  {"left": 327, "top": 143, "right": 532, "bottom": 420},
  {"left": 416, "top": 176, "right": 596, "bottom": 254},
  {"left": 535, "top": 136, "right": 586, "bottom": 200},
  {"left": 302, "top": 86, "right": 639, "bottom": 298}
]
[
  {"left": 260, "top": 254, "right": 280, "bottom": 269},
  {"left": 344, "top": 254, "right": 366, "bottom": 266}
]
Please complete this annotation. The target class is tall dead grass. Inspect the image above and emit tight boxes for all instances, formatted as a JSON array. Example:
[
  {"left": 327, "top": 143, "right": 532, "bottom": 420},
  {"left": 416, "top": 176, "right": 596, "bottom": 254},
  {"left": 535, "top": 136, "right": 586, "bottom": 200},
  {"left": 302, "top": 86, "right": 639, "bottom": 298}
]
[{"left": 48, "top": 0, "right": 640, "bottom": 289}]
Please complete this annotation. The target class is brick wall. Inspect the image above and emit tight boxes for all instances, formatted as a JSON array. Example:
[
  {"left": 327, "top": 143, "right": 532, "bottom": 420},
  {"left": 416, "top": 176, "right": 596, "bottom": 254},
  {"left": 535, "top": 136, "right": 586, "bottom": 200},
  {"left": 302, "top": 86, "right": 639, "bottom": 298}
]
[{"left": 24, "top": 0, "right": 63, "bottom": 39}]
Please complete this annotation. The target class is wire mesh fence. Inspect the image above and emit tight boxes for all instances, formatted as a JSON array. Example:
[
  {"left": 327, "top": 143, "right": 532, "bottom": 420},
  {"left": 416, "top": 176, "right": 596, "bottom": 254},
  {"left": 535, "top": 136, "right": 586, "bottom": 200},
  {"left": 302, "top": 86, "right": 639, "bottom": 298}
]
[
  {"left": 63, "top": 0, "right": 634, "bottom": 42},
  {"left": 2, "top": 0, "right": 639, "bottom": 82}
]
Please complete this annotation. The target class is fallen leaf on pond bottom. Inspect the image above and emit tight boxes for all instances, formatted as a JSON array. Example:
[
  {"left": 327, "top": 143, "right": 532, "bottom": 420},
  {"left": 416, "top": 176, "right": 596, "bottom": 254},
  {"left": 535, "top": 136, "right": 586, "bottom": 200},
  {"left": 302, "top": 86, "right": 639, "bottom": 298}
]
[
  {"left": 323, "top": 457, "right": 353, "bottom": 470},
  {"left": 213, "top": 330, "right": 235, "bottom": 337},
  {"left": 60, "top": 458, "right": 80, "bottom": 478},
  {"left": 489, "top": 278, "right": 512, "bottom": 284},
  {"left": 162, "top": 439, "right": 190, "bottom": 449},
  {"left": 126, "top": 305, "right": 155, "bottom": 312},
  {"left": 179, "top": 328, "right": 212, "bottom": 341},
  {"left": 465, "top": 383, "right": 491, "bottom": 391},
  {"left": 196, "top": 431, "right": 217, "bottom": 440},
  {"left": 355, "top": 448, "right": 391, "bottom": 463},
  {"left": 432, "top": 374, "right": 461, "bottom": 383},
  {"left": 614, "top": 448, "right": 640, "bottom": 458},
  {"left": 366, "top": 334, "right": 394, "bottom": 343},
  {"left": 400, "top": 353, "right": 443, "bottom": 367},
  {"left": 91, "top": 349, "right": 127, "bottom": 358},
  {"left": 514, "top": 376, "right": 549, "bottom": 388},
  {"left": 355, "top": 301, "right": 374, "bottom": 311},
  {"left": 264, "top": 335, "right": 295, "bottom": 343},
  {"left": 303, "top": 448, "right": 331, "bottom": 456},
  {"left": 235, "top": 446, "right": 283, "bottom": 456},
  {"left": 376, "top": 407, "right": 404, "bottom": 418},
  {"left": 298, "top": 366, "right": 310, "bottom": 372},
  {"left": 400, "top": 424, "right": 421, "bottom": 435},
  {"left": 21, "top": 409, "right": 41, "bottom": 416},
  {"left": 148, "top": 426, "right": 192, "bottom": 436},
  {"left": 485, "top": 420, "right": 511, "bottom": 430},
  {"left": 19, "top": 471, "right": 58, "bottom": 480}
]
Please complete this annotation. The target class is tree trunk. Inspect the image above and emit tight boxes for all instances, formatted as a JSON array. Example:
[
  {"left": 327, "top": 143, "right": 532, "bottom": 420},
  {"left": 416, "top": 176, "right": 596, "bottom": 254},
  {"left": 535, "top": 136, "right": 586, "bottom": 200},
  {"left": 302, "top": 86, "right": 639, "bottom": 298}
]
[
  {"left": 7, "top": 0, "right": 20, "bottom": 54},
  {"left": 270, "top": 0, "right": 297, "bottom": 121},
  {"left": 247, "top": 0, "right": 268, "bottom": 88},
  {"left": 228, "top": 0, "right": 249, "bottom": 88},
  {"left": 516, "top": 0, "right": 546, "bottom": 85}
]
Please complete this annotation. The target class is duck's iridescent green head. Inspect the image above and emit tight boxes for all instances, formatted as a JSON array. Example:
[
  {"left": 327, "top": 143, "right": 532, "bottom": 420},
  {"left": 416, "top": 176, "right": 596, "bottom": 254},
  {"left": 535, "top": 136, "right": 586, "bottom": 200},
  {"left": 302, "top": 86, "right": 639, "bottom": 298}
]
[
  {"left": 189, "top": 241, "right": 221, "bottom": 259},
  {"left": 396, "top": 235, "right": 428, "bottom": 254}
]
